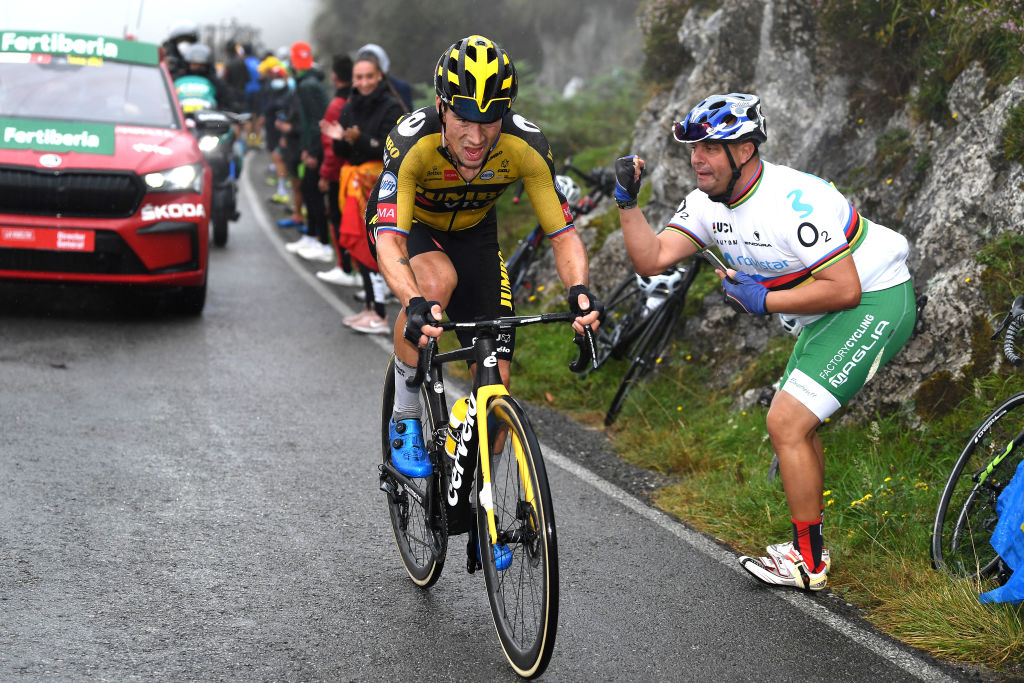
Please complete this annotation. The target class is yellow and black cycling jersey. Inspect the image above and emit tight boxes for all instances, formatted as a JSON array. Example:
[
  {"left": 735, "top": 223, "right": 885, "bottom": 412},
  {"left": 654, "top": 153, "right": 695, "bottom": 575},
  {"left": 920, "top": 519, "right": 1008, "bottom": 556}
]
[{"left": 367, "top": 105, "right": 574, "bottom": 240}]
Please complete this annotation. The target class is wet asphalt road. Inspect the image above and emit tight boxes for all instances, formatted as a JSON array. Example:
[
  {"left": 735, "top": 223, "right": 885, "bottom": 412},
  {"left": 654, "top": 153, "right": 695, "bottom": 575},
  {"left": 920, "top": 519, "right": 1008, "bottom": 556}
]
[{"left": 0, "top": 152, "right": 975, "bottom": 681}]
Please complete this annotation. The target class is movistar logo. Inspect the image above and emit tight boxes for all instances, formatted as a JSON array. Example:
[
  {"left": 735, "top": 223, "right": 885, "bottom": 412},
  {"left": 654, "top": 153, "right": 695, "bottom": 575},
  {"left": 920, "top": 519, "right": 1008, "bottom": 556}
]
[{"left": 1, "top": 32, "right": 118, "bottom": 58}]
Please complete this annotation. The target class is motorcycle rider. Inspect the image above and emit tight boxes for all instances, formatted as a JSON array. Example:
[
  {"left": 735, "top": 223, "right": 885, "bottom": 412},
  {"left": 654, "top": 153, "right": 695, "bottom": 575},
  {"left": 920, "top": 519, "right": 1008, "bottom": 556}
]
[
  {"left": 162, "top": 24, "right": 200, "bottom": 80},
  {"left": 174, "top": 43, "right": 235, "bottom": 112}
]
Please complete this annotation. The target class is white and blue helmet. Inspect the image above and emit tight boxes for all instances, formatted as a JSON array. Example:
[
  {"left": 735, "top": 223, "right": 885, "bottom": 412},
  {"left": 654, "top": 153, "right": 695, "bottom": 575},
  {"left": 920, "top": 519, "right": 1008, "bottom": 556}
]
[{"left": 673, "top": 93, "right": 767, "bottom": 146}]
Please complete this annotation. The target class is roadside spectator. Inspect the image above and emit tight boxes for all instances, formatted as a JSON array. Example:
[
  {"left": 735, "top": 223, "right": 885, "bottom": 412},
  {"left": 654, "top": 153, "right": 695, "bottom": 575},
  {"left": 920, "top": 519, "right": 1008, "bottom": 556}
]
[
  {"left": 321, "top": 49, "right": 404, "bottom": 333},
  {"left": 281, "top": 41, "right": 330, "bottom": 261},
  {"left": 315, "top": 54, "right": 361, "bottom": 287},
  {"left": 222, "top": 41, "right": 249, "bottom": 113},
  {"left": 260, "top": 62, "right": 293, "bottom": 203},
  {"left": 355, "top": 43, "right": 413, "bottom": 112}
]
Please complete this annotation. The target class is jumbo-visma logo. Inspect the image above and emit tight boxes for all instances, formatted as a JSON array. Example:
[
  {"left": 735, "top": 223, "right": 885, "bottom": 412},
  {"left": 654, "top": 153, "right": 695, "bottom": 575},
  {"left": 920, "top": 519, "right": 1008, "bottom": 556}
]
[{"left": 378, "top": 172, "right": 397, "bottom": 199}]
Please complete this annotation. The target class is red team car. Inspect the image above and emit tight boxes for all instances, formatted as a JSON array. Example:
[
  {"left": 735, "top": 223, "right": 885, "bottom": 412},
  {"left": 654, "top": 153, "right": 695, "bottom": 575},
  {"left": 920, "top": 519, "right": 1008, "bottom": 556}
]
[{"left": 0, "top": 30, "right": 211, "bottom": 314}]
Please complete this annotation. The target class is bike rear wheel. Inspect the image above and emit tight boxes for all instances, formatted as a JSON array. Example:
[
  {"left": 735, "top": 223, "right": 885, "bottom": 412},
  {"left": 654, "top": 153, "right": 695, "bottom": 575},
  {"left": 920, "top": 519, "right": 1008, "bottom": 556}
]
[
  {"left": 380, "top": 355, "right": 447, "bottom": 587},
  {"left": 477, "top": 395, "right": 558, "bottom": 679},
  {"left": 931, "top": 391, "right": 1024, "bottom": 581}
]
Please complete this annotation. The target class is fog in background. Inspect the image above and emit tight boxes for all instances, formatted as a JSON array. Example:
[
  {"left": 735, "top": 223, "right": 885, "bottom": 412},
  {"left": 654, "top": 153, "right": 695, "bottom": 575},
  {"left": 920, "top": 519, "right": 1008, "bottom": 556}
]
[{"left": 1, "top": 0, "right": 318, "bottom": 55}]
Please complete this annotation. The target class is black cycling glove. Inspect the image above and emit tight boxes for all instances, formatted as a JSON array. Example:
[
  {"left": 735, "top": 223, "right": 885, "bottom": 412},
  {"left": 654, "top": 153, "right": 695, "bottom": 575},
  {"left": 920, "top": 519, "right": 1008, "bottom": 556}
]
[
  {"left": 614, "top": 155, "right": 644, "bottom": 209},
  {"left": 403, "top": 296, "right": 441, "bottom": 345},
  {"left": 568, "top": 284, "right": 606, "bottom": 324}
]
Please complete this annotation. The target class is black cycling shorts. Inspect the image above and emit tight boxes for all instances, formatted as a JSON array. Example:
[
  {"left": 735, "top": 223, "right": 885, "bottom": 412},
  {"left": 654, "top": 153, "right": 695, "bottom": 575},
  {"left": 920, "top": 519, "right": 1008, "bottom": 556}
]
[{"left": 405, "top": 208, "right": 516, "bottom": 361}]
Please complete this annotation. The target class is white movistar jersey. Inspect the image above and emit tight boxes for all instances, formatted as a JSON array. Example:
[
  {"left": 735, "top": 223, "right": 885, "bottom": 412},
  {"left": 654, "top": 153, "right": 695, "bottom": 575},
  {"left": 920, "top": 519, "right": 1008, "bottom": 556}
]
[{"left": 665, "top": 160, "right": 911, "bottom": 326}]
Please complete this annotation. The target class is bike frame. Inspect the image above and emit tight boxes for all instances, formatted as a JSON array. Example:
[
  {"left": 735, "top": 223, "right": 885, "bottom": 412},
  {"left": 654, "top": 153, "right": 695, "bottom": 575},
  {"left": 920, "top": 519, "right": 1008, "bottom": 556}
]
[{"left": 411, "top": 315, "right": 591, "bottom": 549}]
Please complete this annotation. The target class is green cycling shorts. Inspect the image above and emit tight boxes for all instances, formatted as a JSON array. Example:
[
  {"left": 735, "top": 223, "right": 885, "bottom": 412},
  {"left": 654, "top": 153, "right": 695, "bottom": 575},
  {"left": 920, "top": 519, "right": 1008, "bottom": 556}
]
[{"left": 779, "top": 280, "right": 916, "bottom": 421}]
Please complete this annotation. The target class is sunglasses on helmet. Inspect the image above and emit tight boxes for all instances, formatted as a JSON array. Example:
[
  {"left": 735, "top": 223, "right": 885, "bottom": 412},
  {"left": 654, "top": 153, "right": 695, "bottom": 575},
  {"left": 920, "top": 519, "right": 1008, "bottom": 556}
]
[
  {"left": 672, "top": 119, "right": 714, "bottom": 143},
  {"left": 449, "top": 95, "right": 511, "bottom": 123}
]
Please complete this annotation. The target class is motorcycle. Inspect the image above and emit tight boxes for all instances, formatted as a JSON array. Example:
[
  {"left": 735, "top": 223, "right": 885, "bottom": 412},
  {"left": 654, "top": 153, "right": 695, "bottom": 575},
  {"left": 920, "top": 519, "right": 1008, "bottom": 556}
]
[{"left": 174, "top": 75, "right": 247, "bottom": 247}]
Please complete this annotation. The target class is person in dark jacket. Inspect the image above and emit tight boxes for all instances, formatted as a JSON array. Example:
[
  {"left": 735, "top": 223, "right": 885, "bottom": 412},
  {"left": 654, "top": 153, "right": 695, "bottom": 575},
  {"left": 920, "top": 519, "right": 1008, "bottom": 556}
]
[
  {"left": 321, "top": 50, "right": 405, "bottom": 334},
  {"left": 281, "top": 41, "right": 331, "bottom": 260},
  {"left": 315, "top": 55, "right": 359, "bottom": 286}
]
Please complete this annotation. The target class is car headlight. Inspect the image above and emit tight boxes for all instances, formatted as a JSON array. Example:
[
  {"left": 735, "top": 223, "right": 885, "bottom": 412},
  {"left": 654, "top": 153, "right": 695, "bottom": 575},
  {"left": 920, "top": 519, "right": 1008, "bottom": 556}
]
[
  {"left": 197, "top": 135, "right": 220, "bottom": 153},
  {"left": 144, "top": 163, "right": 203, "bottom": 193}
]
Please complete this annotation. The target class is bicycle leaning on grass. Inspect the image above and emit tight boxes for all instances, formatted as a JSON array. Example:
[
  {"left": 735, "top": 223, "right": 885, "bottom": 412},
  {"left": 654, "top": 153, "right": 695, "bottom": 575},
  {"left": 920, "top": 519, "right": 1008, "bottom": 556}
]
[
  {"left": 931, "top": 295, "right": 1024, "bottom": 583},
  {"left": 585, "top": 249, "right": 733, "bottom": 426},
  {"left": 379, "top": 314, "right": 594, "bottom": 678}
]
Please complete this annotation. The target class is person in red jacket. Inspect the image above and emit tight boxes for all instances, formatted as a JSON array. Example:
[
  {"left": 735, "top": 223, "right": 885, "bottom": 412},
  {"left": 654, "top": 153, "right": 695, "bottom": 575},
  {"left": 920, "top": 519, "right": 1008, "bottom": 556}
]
[{"left": 315, "top": 54, "right": 361, "bottom": 286}]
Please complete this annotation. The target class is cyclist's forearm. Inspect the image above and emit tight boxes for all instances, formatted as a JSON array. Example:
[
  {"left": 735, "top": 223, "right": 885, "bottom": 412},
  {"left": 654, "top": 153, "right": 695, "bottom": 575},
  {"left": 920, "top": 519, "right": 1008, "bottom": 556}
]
[
  {"left": 376, "top": 234, "right": 420, "bottom": 306},
  {"left": 548, "top": 231, "right": 589, "bottom": 288}
]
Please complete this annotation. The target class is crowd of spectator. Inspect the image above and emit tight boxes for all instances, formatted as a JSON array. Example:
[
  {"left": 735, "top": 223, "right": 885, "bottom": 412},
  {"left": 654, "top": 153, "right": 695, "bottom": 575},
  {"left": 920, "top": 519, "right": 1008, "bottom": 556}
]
[{"left": 178, "top": 32, "right": 415, "bottom": 335}]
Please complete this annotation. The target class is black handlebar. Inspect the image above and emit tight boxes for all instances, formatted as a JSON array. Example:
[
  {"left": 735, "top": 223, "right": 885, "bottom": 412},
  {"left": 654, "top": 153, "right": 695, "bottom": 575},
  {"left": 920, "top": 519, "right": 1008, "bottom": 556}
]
[
  {"left": 992, "top": 295, "right": 1024, "bottom": 366},
  {"left": 406, "top": 313, "right": 597, "bottom": 387}
]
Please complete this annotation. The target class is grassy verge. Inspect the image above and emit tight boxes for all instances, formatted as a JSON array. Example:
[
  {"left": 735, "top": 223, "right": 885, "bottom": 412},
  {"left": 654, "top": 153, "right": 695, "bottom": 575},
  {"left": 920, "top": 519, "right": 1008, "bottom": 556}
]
[{"left": 506, "top": 281, "right": 1024, "bottom": 669}]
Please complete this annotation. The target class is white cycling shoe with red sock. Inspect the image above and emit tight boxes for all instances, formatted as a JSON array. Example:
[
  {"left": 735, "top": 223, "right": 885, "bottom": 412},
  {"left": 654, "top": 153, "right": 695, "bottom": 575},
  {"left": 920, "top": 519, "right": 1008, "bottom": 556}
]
[{"left": 739, "top": 542, "right": 828, "bottom": 591}]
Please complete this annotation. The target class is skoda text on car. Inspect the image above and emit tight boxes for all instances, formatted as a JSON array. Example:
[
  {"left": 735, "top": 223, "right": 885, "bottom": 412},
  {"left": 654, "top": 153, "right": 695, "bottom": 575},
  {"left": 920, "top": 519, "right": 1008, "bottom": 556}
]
[{"left": 0, "top": 31, "right": 211, "bottom": 314}]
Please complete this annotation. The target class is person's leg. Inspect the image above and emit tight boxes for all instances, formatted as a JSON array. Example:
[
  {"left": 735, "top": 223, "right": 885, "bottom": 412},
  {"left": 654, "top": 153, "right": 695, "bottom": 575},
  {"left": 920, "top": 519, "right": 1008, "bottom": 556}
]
[
  {"left": 301, "top": 169, "right": 328, "bottom": 245},
  {"left": 388, "top": 249, "right": 457, "bottom": 478}
]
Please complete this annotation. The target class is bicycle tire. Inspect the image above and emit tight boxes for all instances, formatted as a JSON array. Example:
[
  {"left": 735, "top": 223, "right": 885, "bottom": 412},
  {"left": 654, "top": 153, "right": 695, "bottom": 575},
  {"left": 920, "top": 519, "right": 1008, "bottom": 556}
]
[
  {"left": 604, "top": 299, "right": 681, "bottom": 426},
  {"left": 477, "top": 395, "right": 558, "bottom": 679},
  {"left": 931, "top": 391, "right": 1024, "bottom": 580},
  {"left": 380, "top": 355, "right": 448, "bottom": 587},
  {"left": 592, "top": 273, "right": 646, "bottom": 371}
]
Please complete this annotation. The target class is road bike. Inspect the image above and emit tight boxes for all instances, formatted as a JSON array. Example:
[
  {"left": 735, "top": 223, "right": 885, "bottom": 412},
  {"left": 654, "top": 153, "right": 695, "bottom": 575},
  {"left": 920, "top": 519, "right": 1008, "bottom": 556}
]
[
  {"left": 588, "top": 254, "right": 706, "bottom": 426},
  {"left": 379, "top": 314, "right": 594, "bottom": 678},
  {"left": 931, "top": 295, "right": 1024, "bottom": 582},
  {"left": 504, "top": 160, "right": 617, "bottom": 303}
]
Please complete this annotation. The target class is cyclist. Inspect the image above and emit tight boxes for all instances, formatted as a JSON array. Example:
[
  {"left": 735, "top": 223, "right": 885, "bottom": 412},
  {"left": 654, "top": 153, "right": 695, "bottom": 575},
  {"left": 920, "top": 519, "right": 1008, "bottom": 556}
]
[
  {"left": 614, "top": 92, "right": 915, "bottom": 591},
  {"left": 367, "top": 34, "right": 603, "bottom": 479}
]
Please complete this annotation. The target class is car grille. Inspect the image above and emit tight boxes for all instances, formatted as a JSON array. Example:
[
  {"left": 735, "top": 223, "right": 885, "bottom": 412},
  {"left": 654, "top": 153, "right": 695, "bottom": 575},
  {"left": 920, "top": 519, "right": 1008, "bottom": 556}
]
[{"left": 0, "top": 165, "right": 144, "bottom": 218}]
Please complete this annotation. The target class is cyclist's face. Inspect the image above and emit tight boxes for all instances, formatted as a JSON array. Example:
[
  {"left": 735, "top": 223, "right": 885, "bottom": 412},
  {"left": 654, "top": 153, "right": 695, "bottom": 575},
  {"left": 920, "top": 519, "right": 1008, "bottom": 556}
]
[
  {"left": 689, "top": 141, "right": 753, "bottom": 196},
  {"left": 352, "top": 60, "right": 382, "bottom": 96},
  {"left": 441, "top": 105, "right": 502, "bottom": 172}
]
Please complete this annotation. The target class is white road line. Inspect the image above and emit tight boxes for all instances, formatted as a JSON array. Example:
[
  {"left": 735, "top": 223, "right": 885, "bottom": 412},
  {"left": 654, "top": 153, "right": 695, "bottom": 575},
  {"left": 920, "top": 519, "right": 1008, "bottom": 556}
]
[{"left": 242, "top": 167, "right": 955, "bottom": 683}]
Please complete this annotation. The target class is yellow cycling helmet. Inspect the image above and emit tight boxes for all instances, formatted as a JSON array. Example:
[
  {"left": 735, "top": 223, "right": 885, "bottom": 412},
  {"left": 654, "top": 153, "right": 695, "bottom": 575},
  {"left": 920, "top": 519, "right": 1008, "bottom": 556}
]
[{"left": 434, "top": 35, "right": 517, "bottom": 123}]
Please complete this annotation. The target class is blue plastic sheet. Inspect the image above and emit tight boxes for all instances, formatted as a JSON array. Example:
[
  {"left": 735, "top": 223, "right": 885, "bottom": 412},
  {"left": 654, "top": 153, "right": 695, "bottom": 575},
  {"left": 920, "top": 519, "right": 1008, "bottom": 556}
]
[{"left": 979, "top": 459, "right": 1024, "bottom": 605}]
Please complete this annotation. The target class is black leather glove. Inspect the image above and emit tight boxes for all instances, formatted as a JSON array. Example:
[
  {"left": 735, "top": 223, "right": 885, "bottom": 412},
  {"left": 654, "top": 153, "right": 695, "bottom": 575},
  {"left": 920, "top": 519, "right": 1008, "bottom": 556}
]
[
  {"left": 568, "top": 284, "right": 606, "bottom": 324},
  {"left": 403, "top": 296, "right": 441, "bottom": 345}
]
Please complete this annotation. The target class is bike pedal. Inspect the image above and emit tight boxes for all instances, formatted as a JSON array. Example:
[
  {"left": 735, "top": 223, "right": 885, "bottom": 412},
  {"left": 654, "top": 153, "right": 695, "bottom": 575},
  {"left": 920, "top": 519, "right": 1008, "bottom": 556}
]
[{"left": 379, "top": 476, "right": 399, "bottom": 501}]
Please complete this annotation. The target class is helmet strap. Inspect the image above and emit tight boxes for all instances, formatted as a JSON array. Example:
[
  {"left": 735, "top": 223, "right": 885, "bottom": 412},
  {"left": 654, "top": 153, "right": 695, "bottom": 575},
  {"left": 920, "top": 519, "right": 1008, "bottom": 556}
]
[{"left": 708, "top": 143, "right": 753, "bottom": 205}]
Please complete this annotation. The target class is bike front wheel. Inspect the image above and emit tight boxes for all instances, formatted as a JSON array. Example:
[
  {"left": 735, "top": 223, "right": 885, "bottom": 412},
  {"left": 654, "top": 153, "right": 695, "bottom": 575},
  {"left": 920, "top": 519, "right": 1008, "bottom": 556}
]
[
  {"left": 931, "top": 391, "right": 1024, "bottom": 581},
  {"left": 380, "top": 355, "right": 447, "bottom": 587},
  {"left": 477, "top": 395, "right": 558, "bottom": 679}
]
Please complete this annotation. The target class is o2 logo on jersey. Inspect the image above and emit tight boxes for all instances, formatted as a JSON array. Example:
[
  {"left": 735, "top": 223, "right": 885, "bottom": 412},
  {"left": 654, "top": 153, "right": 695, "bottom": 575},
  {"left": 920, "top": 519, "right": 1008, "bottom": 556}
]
[
  {"left": 396, "top": 110, "right": 428, "bottom": 137},
  {"left": 378, "top": 172, "right": 398, "bottom": 200},
  {"left": 512, "top": 114, "right": 540, "bottom": 133}
]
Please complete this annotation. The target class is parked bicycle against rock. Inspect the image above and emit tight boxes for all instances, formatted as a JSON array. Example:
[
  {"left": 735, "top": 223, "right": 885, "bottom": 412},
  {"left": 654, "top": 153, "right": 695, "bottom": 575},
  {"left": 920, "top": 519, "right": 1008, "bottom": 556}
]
[{"left": 931, "top": 295, "right": 1024, "bottom": 584}]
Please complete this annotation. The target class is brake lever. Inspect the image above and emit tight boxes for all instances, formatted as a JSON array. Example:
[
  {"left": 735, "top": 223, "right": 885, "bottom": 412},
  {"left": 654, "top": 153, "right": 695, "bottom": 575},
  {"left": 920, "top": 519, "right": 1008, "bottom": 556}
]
[
  {"left": 407, "top": 337, "right": 437, "bottom": 388},
  {"left": 569, "top": 325, "right": 597, "bottom": 373}
]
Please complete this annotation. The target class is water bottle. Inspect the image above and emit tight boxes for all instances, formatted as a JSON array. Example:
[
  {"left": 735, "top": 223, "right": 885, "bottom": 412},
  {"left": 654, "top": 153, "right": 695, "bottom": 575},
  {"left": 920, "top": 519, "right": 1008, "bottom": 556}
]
[{"left": 444, "top": 397, "right": 470, "bottom": 461}]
